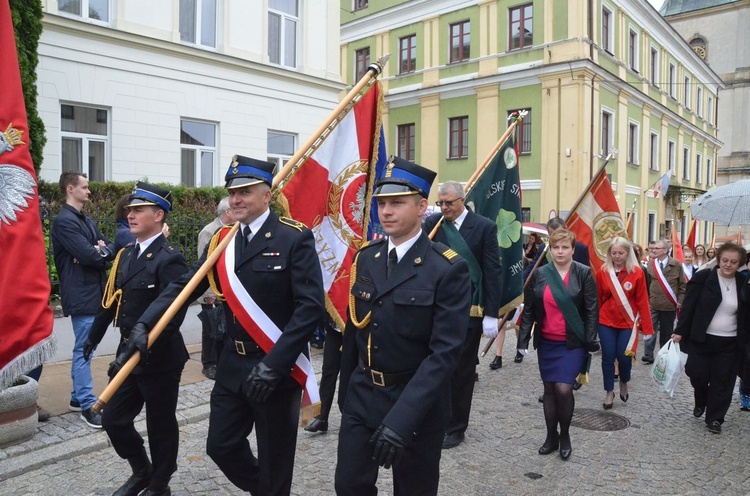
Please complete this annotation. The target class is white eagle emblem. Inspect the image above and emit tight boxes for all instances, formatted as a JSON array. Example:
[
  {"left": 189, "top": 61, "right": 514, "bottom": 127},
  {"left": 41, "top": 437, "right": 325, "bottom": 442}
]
[
  {"left": 0, "top": 164, "right": 36, "bottom": 227},
  {"left": 349, "top": 182, "right": 366, "bottom": 225}
]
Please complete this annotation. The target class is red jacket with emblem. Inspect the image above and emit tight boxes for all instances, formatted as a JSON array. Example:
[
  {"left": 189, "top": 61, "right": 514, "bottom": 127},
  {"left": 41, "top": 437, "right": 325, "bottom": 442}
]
[{"left": 595, "top": 267, "right": 654, "bottom": 335}]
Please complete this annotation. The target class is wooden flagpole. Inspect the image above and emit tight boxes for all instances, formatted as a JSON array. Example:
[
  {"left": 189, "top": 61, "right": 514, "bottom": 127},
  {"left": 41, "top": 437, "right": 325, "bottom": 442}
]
[{"left": 93, "top": 56, "right": 391, "bottom": 413}]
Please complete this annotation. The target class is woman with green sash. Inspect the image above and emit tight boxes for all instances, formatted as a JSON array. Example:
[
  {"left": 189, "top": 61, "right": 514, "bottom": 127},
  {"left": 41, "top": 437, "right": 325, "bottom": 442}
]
[{"left": 518, "top": 230, "right": 599, "bottom": 460}]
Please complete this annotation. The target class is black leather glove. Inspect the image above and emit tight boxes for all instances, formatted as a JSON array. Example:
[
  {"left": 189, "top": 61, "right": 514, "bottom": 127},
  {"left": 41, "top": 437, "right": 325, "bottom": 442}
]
[
  {"left": 244, "top": 362, "right": 284, "bottom": 402},
  {"left": 107, "top": 323, "right": 150, "bottom": 378},
  {"left": 369, "top": 424, "right": 408, "bottom": 469},
  {"left": 585, "top": 341, "right": 600, "bottom": 353},
  {"left": 83, "top": 339, "right": 97, "bottom": 362}
]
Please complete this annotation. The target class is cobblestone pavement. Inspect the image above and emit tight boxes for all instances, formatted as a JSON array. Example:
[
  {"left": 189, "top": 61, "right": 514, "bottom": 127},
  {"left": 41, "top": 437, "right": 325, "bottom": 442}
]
[{"left": 3, "top": 336, "right": 750, "bottom": 495}]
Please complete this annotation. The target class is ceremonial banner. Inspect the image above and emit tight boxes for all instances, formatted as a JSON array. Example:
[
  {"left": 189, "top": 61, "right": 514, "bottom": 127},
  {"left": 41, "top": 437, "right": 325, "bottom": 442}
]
[
  {"left": 280, "top": 84, "right": 386, "bottom": 329},
  {"left": 567, "top": 170, "right": 627, "bottom": 272},
  {"left": 0, "top": 0, "right": 55, "bottom": 389},
  {"left": 465, "top": 134, "right": 524, "bottom": 316},
  {"left": 671, "top": 224, "right": 684, "bottom": 263},
  {"left": 685, "top": 219, "right": 697, "bottom": 253}
]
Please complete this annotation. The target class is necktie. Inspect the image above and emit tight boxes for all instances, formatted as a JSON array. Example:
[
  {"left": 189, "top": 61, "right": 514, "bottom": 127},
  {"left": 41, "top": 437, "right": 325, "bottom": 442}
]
[
  {"left": 387, "top": 248, "right": 398, "bottom": 278},
  {"left": 242, "top": 226, "right": 252, "bottom": 250},
  {"left": 134, "top": 243, "right": 140, "bottom": 258}
]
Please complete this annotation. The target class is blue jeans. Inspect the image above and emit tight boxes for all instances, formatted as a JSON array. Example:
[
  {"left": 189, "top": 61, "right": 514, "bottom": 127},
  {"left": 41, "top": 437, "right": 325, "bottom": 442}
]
[
  {"left": 599, "top": 324, "right": 633, "bottom": 392},
  {"left": 71, "top": 314, "right": 97, "bottom": 410}
]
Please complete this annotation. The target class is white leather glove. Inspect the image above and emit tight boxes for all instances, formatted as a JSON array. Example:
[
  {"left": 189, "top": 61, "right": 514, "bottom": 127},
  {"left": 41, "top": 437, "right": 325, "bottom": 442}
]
[{"left": 482, "top": 316, "right": 499, "bottom": 339}]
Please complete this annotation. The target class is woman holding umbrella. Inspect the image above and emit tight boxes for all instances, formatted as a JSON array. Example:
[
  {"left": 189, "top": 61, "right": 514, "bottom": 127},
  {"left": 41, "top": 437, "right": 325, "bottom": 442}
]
[{"left": 518, "top": 230, "right": 598, "bottom": 460}]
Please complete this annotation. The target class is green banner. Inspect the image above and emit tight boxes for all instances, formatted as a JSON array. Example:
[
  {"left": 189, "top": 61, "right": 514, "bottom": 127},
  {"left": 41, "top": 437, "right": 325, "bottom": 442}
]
[{"left": 465, "top": 135, "right": 524, "bottom": 316}]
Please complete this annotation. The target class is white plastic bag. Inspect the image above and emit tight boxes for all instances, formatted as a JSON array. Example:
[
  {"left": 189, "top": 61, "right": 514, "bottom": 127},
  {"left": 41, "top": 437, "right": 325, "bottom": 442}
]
[{"left": 651, "top": 339, "right": 686, "bottom": 397}]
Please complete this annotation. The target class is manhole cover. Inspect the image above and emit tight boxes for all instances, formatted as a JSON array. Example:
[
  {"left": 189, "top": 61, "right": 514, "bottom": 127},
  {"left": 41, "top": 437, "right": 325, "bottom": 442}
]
[{"left": 571, "top": 408, "right": 630, "bottom": 431}]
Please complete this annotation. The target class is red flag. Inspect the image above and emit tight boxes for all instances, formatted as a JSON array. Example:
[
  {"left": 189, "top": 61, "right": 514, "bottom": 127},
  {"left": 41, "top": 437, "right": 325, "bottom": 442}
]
[
  {"left": 671, "top": 224, "right": 684, "bottom": 263},
  {"left": 566, "top": 170, "right": 627, "bottom": 272},
  {"left": 685, "top": 219, "right": 697, "bottom": 253},
  {"left": 0, "top": 0, "right": 55, "bottom": 389},
  {"left": 280, "top": 83, "right": 383, "bottom": 329}
]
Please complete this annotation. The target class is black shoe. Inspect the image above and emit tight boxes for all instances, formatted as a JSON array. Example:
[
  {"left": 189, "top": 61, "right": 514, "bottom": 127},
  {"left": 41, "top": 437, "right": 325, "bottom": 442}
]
[
  {"left": 141, "top": 487, "right": 171, "bottom": 496},
  {"left": 603, "top": 392, "right": 614, "bottom": 410},
  {"left": 489, "top": 356, "right": 503, "bottom": 370},
  {"left": 442, "top": 432, "right": 465, "bottom": 449},
  {"left": 707, "top": 421, "right": 721, "bottom": 434},
  {"left": 538, "top": 394, "right": 544, "bottom": 403},
  {"left": 304, "top": 418, "right": 328, "bottom": 433},
  {"left": 201, "top": 365, "right": 217, "bottom": 380},
  {"left": 514, "top": 351, "right": 524, "bottom": 363},
  {"left": 559, "top": 435, "right": 572, "bottom": 460},
  {"left": 693, "top": 406, "right": 706, "bottom": 418},
  {"left": 538, "top": 435, "right": 559, "bottom": 455},
  {"left": 69, "top": 399, "right": 82, "bottom": 412},
  {"left": 114, "top": 452, "right": 153, "bottom": 496},
  {"left": 641, "top": 356, "right": 654, "bottom": 364},
  {"left": 572, "top": 381, "right": 582, "bottom": 391}
]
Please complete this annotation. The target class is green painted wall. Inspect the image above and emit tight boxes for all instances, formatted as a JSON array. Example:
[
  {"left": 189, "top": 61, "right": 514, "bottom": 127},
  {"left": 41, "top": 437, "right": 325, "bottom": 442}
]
[{"left": 438, "top": 96, "right": 477, "bottom": 181}]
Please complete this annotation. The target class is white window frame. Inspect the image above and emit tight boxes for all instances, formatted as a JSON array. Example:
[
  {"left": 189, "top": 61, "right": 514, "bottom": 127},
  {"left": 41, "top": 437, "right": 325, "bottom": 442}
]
[
  {"left": 628, "top": 26, "right": 640, "bottom": 73},
  {"left": 179, "top": 0, "right": 218, "bottom": 49},
  {"left": 649, "top": 131, "right": 659, "bottom": 171},
  {"left": 696, "top": 87, "right": 703, "bottom": 118},
  {"left": 682, "top": 146, "right": 690, "bottom": 181},
  {"left": 707, "top": 157, "right": 713, "bottom": 186},
  {"left": 695, "top": 152, "right": 702, "bottom": 184},
  {"left": 180, "top": 119, "right": 217, "bottom": 187},
  {"left": 267, "top": 130, "right": 297, "bottom": 172},
  {"left": 268, "top": 0, "right": 299, "bottom": 69},
  {"left": 669, "top": 62, "right": 677, "bottom": 99},
  {"left": 601, "top": 107, "right": 615, "bottom": 156},
  {"left": 707, "top": 96, "right": 714, "bottom": 125},
  {"left": 684, "top": 75, "right": 691, "bottom": 109},
  {"left": 627, "top": 119, "right": 640, "bottom": 165},
  {"left": 649, "top": 45, "right": 659, "bottom": 87},
  {"left": 601, "top": 4, "right": 614, "bottom": 54},
  {"left": 60, "top": 103, "right": 110, "bottom": 181},
  {"left": 58, "top": 0, "right": 110, "bottom": 25},
  {"left": 668, "top": 139, "right": 676, "bottom": 174},
  {"left": 648, "top": 212, "right": 657, "bottom": 243}
]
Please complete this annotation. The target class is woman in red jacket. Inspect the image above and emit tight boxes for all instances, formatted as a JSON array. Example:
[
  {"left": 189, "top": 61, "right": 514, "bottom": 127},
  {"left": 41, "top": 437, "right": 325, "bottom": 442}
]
[{"left": 596, "top": 237, "right": 654, "bottom": 409}]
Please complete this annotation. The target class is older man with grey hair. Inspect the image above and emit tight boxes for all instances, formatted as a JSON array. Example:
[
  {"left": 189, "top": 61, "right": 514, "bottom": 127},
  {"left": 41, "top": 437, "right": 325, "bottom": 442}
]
[
  {"left": 197, "top": 197, "right": 233, "bottom": 379},
  {"left": 423, "top": 180, "right": 502, "bottom": 449},
  {"left": 642, "top": 237, "right": 686, "bottom": 364}
]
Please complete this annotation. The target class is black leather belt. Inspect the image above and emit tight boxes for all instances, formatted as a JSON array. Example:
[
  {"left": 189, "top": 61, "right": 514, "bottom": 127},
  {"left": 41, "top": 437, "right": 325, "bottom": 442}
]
[
  {"left": 359, "top": 361, "right": 415, "bottom": 387},
  {"left": 227, "top": 336, "right": 263, "bottom": 356}
]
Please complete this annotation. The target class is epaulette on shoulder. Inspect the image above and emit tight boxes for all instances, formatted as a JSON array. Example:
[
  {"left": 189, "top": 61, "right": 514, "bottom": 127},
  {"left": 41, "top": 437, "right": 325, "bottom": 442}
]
[
  {"left": 358, "top": 238, "right": 385, "bottom": 251},
  {"left": 279, "top": 217, "right": 305, "bottom": 232},
  {"left": 432, "top": 242, "right": 460, "bottom": 264},
  {"left": 162, "top": 242, "right": 178, "bottom": 252}
]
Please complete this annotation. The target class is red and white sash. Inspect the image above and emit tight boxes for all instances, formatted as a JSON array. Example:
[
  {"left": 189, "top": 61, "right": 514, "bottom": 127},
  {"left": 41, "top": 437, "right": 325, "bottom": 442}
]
[
  {"left": 651, "top": 258, "right": 678, "bottom": 307},
  {"left": 682, "top": 264, "right": 693, "bottom": 282},
  {"left": 214, "top": 230, "right": 320, "bottom": 417},
  {"left": 605, "top": 268, "right": 639, "bottom": 357}
]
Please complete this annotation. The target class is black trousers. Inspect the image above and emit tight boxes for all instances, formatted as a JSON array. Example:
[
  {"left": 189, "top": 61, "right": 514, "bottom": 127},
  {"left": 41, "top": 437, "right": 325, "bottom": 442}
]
[
  {"left": 101, "top": 367, "right": 183, "bottom": 487},
  {"left": 318, "top": 327, "right": 342, "bottom": 421},
  {"left": 206, "top": 380, "right": 301, "bottom": 495},
  {"left": 686, "top": 334, "right": 738, "bottom": 425},
  {"left": 335, "top": 412, "right": 444, "bottom": 496},
  {"left": 200, "top": 303, "right": 224, "bottom": 367},
  {"left": 445, "top": 324, "right": 482, "bottom": 435}
]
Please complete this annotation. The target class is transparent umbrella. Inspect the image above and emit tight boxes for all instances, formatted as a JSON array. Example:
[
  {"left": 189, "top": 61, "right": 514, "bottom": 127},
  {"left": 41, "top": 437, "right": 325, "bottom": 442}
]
[{"left": 690, "top": 180, "right": 750, "bottom": 226}]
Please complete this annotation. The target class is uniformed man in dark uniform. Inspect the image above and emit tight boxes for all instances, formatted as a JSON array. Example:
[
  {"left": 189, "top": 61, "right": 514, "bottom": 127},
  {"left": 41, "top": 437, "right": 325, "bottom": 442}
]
[
  {"left": 335, "top": 158, "right": 471, "bottom": 496},
  {"left": 83, "top": 182, "right": 189, "bottom": 496},
  {"left": 133, "top": 156, "right": 325, "bottom": 495}
]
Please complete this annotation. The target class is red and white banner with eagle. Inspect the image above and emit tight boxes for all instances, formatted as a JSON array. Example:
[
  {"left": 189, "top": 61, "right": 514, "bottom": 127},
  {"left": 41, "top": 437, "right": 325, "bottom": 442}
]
[
  {"left": 280, "top": 83, "right": 384, "bottom": 329},
  {"left": 0, "top": 0, "right": 56, "bottom": 390},
  {"left": 567, "top": 170, "right": 627, "bottom": 273}
]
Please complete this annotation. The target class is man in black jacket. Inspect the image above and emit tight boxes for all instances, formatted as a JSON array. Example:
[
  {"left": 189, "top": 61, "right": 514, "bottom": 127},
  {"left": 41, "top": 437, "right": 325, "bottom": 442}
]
[
  {"left": 84, "top": 182, "right": 188, "bottom": 496},
  {"left": 423, "top": 181, "right": 502, "bottom": 449},
  {"left": 51, "top": 172, "right": 115, "bottom": 428},
  {"left": 134, "top": 156, "right": 325, "bottom": 495},
  {"left": 335, "top": 158, "right": 471, "bottom": 495}
]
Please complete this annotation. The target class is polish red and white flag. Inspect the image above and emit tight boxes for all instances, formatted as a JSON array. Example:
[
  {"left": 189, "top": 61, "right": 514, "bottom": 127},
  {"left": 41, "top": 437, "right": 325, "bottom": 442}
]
[
  {"left": 0, "top": 0, "right": 56, "bottom": 389},
  {"left": 280, "top": 83, "right": 386, "bottom": 329},
  {"left": 567, "top": 171, "right": 627, "bottom": 272}
]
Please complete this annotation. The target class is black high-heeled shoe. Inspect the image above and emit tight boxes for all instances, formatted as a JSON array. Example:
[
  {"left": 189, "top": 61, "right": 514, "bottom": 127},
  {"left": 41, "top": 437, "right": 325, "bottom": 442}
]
[
  {"left": 538, "top": 435, "right": 559, "bottom": 455},
  {"left": 620, "top": 383, "right": 629, "bottom": 402},
  {"left": 559, "top": 435, "right": 572, "bottom": 460},
  {"left": 603, "top": 391, "right": 614, "bottom": 410}
]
